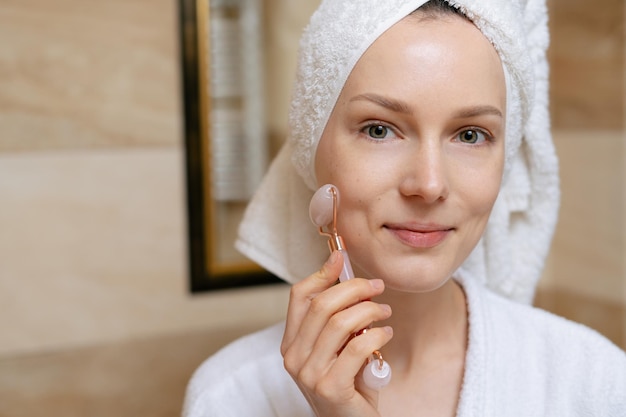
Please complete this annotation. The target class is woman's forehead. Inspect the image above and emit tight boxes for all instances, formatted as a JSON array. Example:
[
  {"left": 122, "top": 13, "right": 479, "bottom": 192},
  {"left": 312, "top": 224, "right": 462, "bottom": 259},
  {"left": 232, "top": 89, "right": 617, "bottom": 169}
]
[{"left": 338, "top": 15, "right": 506, "bottom": 112}]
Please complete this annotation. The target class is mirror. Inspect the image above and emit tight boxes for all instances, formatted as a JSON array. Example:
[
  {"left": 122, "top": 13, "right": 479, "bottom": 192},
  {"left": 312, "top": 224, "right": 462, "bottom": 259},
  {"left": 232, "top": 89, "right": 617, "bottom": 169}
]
[{"left": 179, "top": 0, "right": 282, "bottom": 291}]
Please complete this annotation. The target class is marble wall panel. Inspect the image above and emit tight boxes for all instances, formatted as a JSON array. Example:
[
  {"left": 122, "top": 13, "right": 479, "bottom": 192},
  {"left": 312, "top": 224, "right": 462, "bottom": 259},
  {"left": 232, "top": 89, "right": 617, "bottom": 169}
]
[
  {"left": 0, "top": 148, "right": 289, "bottom": 356},
  {"left": 0, "top": 0, "right": 181, "bottom": 152},
  {"left": 548, "top": 0, "right": 625, "bottom": 129}
]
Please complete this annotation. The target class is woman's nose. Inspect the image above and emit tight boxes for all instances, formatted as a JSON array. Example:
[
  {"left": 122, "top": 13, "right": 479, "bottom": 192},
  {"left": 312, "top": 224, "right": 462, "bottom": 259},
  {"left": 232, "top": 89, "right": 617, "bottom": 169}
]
[{"left": 398, "top": 141, "right": 450, "bottom": 203}]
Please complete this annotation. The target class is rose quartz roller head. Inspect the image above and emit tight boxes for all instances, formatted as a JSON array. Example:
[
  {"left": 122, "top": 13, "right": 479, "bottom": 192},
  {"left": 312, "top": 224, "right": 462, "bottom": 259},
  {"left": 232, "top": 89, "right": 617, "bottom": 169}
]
[
  {"left": 363, "top": 350, "right": 392, "bottom": 389},
  {"left": 309, "top": 184, "right": 355, "bottom": 282},
  {"left": 309, "top": 184, "right": 392, "bottom": 389}
]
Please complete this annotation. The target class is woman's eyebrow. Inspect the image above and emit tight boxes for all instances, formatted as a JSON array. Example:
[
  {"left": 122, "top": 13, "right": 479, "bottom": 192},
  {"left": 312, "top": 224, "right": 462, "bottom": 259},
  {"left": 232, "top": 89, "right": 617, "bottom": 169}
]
[
  {"left": 349, "top": 93, "right": 413, "bottom": 114},
  {"left": 453, "top": 105, "right": 503, "bottom": 119},
  {"left": 350, "top": 94, "right": 503, "bottom": 120}
]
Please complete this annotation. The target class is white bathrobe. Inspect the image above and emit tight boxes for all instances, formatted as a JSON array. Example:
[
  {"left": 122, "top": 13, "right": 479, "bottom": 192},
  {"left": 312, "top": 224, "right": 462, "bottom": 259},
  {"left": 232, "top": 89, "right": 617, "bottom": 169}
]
[{"left": 183, "top": 273, "right": 626, "bottom": 417}]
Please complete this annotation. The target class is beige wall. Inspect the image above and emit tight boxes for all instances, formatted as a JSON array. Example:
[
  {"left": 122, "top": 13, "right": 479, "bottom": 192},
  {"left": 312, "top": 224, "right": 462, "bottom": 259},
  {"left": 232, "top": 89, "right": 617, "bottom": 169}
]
[
  {"left": 535, "top": 0, "right": 625, "bottom": 347},
  {"left": 0, "top": 0, "right": 623, "bottom": 363},
  {"left": 0, "top": 0, "right": 182, "bottom": 151},
  {"left": 0, "top": 0, "right": 300, "bottom": 357}
]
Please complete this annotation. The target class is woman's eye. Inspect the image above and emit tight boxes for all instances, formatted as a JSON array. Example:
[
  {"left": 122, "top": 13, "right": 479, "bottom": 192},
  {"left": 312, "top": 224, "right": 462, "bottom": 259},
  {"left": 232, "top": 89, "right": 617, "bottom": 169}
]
[
  {"left": 365, "top": 124, "right": 392, "bottom": 140},
  {"left": 458, "top": 129, "right": 487, "bottom": 144}
]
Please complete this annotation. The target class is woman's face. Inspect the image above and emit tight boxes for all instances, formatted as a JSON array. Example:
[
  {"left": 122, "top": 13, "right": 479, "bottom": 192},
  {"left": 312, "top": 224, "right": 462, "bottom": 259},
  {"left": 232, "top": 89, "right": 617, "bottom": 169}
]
[{"left": 314, "top": 14, "right": 506, "bottom": 293}]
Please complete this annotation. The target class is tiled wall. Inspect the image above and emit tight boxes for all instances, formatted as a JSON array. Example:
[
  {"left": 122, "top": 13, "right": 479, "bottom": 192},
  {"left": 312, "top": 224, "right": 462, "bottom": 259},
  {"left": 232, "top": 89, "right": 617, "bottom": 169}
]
[
  {"left": 536, "top": 131, "right": 624, "bottom": 346},
  {"left": 548, "top": 0, "right": 624, "bottom": 130},
  {"left": 1, "top": 1, "right": 294, "bottom": 412},
  {"left": 0, "top": 0, "right": 293, "bottom": 358},
  {"left": 536, "top": 0, "right": 625, "bottom": 347},
  {"left": 0, "top": 0, "right": 623, "bottom": 415},
  {"left": 0, "top": 0, "right": 182, "bottom": 151}
]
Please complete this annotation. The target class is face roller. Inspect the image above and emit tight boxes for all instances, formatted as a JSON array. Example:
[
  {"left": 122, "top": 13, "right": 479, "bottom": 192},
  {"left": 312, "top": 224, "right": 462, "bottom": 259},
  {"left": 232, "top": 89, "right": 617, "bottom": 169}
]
[
  {"left": 309, "top": 184, "right": 354, "bottom": 282},
  {"left": 309, "top": 184, "right": 392, "bottom": 389}
]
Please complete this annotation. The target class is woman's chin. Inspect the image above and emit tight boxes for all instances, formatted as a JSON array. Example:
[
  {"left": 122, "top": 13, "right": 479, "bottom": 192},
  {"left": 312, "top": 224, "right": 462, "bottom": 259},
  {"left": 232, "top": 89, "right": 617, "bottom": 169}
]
[
  {"left": 356, "top": 264, "right": 456, "bottom": 294},
  {"left": 384, "top": 275, "right": 454, "bottom": 294}
]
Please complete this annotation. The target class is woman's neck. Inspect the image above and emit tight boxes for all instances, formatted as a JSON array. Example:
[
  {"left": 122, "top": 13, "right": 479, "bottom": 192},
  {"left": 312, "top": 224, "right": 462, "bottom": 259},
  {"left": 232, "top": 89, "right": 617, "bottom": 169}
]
[
  {"left": 373, "top": 278, "right": 468, "bottom": 376},
  {"left": 373, "top": 278, "right": 468, "bottom": 416}
]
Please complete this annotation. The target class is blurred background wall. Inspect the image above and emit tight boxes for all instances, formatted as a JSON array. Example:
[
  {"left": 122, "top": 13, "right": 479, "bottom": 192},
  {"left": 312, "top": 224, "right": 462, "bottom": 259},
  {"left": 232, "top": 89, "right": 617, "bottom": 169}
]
[
  {"left": 0, "top": 0, "right": 623, "bottom": 415},
  {"left": 536, "top": 0, "right": 625, "bottom": 346}
]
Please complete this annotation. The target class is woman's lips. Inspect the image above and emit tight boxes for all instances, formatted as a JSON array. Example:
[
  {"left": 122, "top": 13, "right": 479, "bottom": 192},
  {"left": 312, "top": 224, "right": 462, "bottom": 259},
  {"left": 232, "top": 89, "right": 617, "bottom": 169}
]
[{"left": 384, "top": 224, "right": 453, "bottom": 248}]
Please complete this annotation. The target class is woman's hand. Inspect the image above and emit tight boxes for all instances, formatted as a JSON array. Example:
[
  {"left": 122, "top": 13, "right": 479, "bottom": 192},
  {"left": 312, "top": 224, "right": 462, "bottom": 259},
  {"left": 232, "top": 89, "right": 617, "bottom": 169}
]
[{"left": 281, "top": 251, "right": 393, "bottom": 417}]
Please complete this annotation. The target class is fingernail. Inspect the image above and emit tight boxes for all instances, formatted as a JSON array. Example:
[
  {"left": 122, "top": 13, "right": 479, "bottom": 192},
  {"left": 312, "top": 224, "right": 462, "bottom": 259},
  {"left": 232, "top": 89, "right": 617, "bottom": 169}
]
[
  {"left": 370, "top": 279, "right": 384, "bottom": 290},
  {"left": 384, "top": 326, "right": 393, "bottom": 336},
  {"left": 328, "top": 251, "right": 340, "bottom": 265},
  {"left": 380, "top": 304, "right": 392, "bottom": 314}
]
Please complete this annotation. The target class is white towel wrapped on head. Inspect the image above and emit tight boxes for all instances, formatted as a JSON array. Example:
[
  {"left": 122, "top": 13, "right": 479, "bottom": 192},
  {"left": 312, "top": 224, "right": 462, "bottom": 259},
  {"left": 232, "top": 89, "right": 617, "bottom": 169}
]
[{"left": 236, "top": 0, "right": 559, "bottom": 304}]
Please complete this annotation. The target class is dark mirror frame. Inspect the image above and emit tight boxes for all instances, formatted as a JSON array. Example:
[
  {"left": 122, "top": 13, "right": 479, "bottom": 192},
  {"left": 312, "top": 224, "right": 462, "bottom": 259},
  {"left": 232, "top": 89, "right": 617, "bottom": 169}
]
[{"left": 179, "top": 0, "right": 282, "bottom": 292}]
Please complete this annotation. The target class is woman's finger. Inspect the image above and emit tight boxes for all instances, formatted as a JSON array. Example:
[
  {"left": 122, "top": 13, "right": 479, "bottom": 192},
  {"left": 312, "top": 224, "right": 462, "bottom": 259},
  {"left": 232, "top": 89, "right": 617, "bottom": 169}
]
[
  {"left": 324, "top": 326, "right": 394, "bottom": 397},
  {"left": 296, "top": 301, "right": 392, "bottom": 385},
  {"left": 289, "top": 277, "right": 385, "bottom": 359},
  {"left": 281, "top": 251, "right": 344, "bottom": 356}
]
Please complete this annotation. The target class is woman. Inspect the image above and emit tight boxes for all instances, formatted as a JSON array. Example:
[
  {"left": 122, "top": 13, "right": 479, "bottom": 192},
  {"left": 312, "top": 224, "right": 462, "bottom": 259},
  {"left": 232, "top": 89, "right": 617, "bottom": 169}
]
[{"left": 184, "top": 0, "right": 626, "bottom": 416}]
